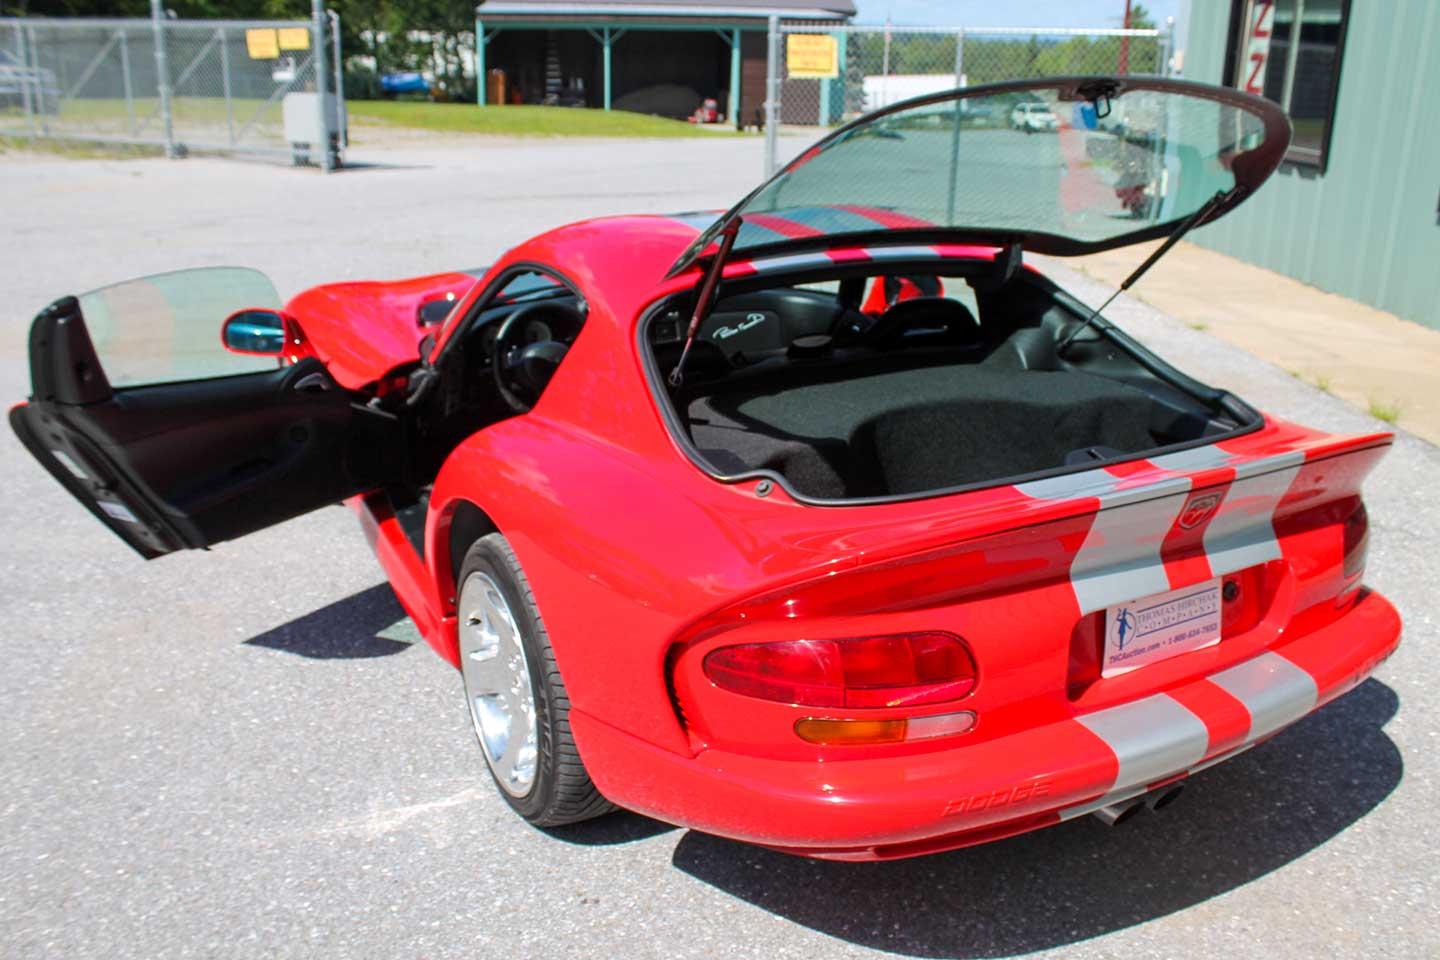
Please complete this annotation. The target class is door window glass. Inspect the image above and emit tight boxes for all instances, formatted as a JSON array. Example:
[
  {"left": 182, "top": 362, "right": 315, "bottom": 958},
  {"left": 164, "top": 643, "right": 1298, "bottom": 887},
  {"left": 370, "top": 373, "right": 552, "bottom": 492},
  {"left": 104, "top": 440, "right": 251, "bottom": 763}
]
[{"left": 79, "top": 267, "right": 284, "bottom": 388}]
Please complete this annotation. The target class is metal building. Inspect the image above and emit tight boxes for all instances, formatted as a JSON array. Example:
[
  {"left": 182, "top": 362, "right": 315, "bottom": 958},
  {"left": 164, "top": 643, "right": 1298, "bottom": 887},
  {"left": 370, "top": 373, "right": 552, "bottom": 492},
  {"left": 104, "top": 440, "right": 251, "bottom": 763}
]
[
  {"left": 1180, "top": 0, "right": 1439, "bottom": 329},
  {"left": 473, "top": 0, "right": 853, "bottom": 125}
]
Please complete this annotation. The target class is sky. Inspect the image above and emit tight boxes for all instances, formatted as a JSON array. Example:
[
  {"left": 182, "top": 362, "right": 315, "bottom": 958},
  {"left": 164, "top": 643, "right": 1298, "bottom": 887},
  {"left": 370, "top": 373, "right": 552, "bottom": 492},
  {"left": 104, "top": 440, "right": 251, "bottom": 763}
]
[{"left": 851, "top": 0, "right": 1182, "bottom": 30}]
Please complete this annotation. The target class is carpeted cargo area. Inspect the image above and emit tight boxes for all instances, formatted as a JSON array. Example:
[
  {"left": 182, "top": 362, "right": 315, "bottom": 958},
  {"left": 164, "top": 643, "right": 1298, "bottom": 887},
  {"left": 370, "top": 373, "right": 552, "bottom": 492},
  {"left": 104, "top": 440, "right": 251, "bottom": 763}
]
[{"left": 688, "top": 366, "right": 1163, "bottom": 498}]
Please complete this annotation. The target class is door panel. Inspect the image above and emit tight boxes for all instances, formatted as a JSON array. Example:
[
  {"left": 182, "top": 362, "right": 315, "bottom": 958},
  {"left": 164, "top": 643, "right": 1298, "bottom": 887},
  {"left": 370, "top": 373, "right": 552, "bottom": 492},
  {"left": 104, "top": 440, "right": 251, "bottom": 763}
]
[{"left": 12, "top": 291, "right": 401, "bottom": 559}]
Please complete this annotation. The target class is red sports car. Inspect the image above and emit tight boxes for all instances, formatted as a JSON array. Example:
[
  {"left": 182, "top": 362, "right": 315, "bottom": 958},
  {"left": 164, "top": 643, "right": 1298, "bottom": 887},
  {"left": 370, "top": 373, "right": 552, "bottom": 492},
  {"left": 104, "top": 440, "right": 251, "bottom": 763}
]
[{"left": 12, "top": 78, "right": 1401, "bottom": 860}]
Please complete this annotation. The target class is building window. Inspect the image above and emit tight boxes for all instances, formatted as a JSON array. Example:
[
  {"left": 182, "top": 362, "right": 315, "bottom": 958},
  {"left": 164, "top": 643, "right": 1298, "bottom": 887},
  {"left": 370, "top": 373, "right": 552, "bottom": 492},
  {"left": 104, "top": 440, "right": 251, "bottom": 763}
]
[{"left": 1226, "top": 0, "right": 1350, "bottom": 170}]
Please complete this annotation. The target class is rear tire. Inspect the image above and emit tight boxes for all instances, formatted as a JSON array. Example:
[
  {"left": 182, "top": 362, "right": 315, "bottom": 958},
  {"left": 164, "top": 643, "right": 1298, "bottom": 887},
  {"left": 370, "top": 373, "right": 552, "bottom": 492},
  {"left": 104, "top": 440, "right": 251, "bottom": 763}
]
[{"left": 456, "top": 533, "right": 615, "bottom": 827}]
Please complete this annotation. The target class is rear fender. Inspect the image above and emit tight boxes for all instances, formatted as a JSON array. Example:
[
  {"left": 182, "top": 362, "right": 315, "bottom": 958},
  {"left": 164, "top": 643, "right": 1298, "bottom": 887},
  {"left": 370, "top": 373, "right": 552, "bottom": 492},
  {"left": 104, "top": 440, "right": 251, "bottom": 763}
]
[{"left": 426, "top": 417, "right": 762, "bottom": 758}]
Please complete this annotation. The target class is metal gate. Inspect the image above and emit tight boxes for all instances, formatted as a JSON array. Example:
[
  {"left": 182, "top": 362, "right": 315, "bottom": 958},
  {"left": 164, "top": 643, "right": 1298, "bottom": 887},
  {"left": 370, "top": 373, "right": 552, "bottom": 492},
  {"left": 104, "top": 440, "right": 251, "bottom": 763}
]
[
  {"left": 1, "top": 5, "right": 344, "bottom": 170},
  {"left": 762, "top": 21, "right": 1175, "bottom": 175}
]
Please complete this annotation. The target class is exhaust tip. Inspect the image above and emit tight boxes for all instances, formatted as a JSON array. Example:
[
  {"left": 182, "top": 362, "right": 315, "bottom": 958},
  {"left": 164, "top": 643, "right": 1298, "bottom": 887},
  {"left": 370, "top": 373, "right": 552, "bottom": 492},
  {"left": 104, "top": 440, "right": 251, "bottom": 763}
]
[
  {"left": 1092, "top": 797, "right": 1145, "bottom": 827},
  {"left": 1147, "top": 782, "right": 1186, "bottom": 811},
  {"left": 1092, "top": 782, "right": 1187, "bottom": 826}
]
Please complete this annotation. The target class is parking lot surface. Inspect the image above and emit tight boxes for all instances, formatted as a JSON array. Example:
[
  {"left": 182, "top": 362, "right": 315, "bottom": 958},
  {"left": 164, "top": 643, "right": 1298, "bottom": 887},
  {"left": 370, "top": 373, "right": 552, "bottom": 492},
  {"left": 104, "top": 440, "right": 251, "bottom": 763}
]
[{"left": 2, "top": 137, "right": 1436, "bottom": 959}]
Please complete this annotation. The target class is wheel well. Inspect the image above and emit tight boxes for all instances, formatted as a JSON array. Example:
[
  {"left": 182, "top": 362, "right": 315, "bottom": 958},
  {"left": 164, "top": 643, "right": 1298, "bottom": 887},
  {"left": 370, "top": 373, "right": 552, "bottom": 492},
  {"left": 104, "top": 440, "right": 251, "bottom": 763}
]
[{"left": 445, "top": 500, "right": 498, "bottom": 601}]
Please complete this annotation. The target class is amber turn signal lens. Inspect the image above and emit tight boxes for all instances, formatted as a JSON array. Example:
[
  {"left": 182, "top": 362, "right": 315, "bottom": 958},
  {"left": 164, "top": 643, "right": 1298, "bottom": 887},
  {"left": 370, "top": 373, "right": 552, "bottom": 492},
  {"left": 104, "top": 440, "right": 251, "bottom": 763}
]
[
  {"left": 794, "top": 718, "right": 907, "bottom": 745},
  {"left": 794, "top": 711, "right": 976, "bottom": 745}
]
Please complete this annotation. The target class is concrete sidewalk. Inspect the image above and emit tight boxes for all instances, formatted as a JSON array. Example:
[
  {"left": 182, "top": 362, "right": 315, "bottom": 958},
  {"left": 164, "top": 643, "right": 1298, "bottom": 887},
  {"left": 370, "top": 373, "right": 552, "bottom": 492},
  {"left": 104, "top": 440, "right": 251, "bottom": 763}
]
[{"left": 1063, "top": 239, "right": 1440, "bottom": 447}]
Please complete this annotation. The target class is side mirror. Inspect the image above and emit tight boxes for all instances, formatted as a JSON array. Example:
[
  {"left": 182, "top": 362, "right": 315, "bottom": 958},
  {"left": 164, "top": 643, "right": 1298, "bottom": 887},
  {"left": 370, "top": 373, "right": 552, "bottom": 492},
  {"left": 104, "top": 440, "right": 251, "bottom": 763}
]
[
  {"left": 222, "top": 308, "right": 287, "bottom": 356},
  {"left": 417, "top": 295, "right": 457, "bottom": 326}
]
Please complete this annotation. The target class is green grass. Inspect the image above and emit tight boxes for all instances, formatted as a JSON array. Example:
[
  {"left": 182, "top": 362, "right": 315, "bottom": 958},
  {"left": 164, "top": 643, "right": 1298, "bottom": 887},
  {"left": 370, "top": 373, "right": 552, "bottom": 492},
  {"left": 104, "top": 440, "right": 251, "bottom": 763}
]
[
  {"left": 4, "top": 97, "right": 262, "bottom": 137},
  {"left": 1367, "top": 398, "right": 1402, "bottom": 424},
  {"left": 0, "top": 134, "right": 161, "bottom": 159},
  {"left": 1313, "top": 373, "right": 1332, "bottom": 394},
  {"left": 1187, "top": 320, "right": 1209, "bottom": 332},
  {"left": 347, "top": 102, "right": 738, "bottom": 138},
  {"left": 8, "top": 98, "right": 739, "bottom": 141}
]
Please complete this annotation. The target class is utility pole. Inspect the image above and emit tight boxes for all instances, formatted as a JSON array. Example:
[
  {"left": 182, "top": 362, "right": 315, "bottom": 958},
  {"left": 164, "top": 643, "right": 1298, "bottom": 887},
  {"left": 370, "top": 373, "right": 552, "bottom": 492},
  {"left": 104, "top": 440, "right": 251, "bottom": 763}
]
[
  {"left": 151, "top": 0, "right": 175, "bottom": 158},
  {"left": 1118, "top": 0, "right": 1133, "bottom": 74}
]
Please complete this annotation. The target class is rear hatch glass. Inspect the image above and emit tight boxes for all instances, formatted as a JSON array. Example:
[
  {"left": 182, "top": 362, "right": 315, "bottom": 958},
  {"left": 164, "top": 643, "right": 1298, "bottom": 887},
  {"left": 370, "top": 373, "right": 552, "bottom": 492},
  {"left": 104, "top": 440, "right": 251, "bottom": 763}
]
[{"left": 670, "top": 77, "right": 1289, "bottom": 274}]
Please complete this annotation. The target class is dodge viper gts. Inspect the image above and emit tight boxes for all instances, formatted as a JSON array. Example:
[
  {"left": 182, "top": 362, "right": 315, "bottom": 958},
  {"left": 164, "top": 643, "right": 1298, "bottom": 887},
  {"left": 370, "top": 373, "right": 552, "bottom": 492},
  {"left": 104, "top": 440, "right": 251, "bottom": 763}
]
[{"left": 11, "top": 77, "right": 1401, "bottom": 860}]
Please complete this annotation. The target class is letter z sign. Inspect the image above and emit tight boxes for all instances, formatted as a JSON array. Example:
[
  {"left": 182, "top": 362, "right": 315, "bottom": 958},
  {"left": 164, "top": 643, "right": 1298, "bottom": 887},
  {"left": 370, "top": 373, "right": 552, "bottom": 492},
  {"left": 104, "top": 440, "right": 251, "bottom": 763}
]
[{"left": 1244, "top": 0, "right": 1276, "bottom": 96}]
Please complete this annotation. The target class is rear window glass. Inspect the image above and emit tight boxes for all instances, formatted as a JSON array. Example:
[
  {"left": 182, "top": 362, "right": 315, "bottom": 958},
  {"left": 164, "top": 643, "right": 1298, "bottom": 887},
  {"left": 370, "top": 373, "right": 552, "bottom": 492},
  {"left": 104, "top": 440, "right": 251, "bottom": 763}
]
[{"left": 672, "top": 79, "right": 1279, "bottom": 273}]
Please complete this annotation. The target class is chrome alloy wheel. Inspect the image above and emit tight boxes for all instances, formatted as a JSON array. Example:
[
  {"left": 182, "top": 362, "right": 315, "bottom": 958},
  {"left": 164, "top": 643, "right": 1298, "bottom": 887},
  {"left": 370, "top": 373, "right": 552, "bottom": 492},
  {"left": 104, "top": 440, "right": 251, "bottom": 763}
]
[{"left": 458, "top": 571, "right": 539, "bottom": 797}]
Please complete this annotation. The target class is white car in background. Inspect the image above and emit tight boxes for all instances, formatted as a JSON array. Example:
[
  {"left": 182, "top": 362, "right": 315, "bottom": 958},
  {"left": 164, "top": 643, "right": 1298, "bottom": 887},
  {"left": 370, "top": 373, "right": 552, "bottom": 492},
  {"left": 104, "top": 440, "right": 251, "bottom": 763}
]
[{"left": 1010, "top": 101, "right": 1059, "bottom": 133}]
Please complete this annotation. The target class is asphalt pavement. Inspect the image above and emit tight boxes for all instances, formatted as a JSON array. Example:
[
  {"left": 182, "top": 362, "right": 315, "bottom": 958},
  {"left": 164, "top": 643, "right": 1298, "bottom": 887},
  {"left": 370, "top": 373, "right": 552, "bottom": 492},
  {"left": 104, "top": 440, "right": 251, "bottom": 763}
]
[{"left": 1, "top": 134, "right": 1435, "bottom": 959}]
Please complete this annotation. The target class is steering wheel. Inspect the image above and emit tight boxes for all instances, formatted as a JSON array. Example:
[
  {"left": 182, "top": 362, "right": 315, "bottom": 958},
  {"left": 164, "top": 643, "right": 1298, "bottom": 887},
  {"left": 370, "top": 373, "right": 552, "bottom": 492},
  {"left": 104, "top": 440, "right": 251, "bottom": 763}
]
[
  {"left": 865, "top": 296, "right": 982, "bottom": 349},
  {"left": 491, "top": 301, "right": 584, "bottom": 413}
]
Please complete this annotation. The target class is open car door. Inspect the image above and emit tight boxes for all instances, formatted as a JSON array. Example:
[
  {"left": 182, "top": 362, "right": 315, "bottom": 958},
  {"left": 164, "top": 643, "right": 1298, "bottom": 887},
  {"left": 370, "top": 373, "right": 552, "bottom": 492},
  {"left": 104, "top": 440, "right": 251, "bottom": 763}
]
[{"left": 10, "top": 268, "right": 399, "bottom": 559}]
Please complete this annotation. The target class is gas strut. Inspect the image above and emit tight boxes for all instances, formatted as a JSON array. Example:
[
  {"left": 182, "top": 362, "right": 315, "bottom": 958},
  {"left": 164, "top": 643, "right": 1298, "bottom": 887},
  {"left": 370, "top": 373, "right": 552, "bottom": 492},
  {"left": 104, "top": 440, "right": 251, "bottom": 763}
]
[
  {"left": 668, "top": 217, "right": 742, "bottom": 388},
  {"left": 1057, "top": 187, "right": 1242, "bottom": 355}
]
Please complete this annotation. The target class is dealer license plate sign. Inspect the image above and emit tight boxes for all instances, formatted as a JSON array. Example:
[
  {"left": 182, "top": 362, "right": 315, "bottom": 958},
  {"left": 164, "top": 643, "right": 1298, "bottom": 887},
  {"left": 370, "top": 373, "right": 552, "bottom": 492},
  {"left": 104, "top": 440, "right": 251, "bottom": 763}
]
[{"left": 1102, "top": 578, "right": 1222, "bottom": 677}]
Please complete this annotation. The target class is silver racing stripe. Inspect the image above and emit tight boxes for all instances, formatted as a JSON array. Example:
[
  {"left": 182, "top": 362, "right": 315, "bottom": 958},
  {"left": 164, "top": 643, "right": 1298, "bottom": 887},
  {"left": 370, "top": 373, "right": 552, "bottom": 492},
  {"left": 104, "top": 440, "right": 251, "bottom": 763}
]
[
  {"left": 1148, "top": 445, "right": 1241, "bottom": 472},
  {"left": 1019, "top": 471, "right": 1191, "bottom": 614},
  {"left": 1204, "top": 452, "right": 1304, "bottom": 577},
  {"left": 1019, "top": 447, "right": 1306, "bottom": 615},
  {"left": 1060, "top": 650, "right": 1322, "bottom": 820},
  {"left": 1069, "top": 486, "right": 1190, "bottom": 613},
  {"left": 1208, "top": 651, "right": 1318, "bottom": 742},
  {"left": 750, "top": 245, "right": 944, "bottom": 275},
  {"left": 1015, "top": 466, "right": 1130, "bottom": 502},
  {"left": 746, "top": 251, "right": 837, "bottom": 273},
  {"left": 862, "top": 245, "right": 945, "bottom": 262},
  {"left": 1076, "top": 694, "right": 1210, "bottom": 791},
  {"left": 1062, "top": 693, "right": 1209, "bottom": 819}
]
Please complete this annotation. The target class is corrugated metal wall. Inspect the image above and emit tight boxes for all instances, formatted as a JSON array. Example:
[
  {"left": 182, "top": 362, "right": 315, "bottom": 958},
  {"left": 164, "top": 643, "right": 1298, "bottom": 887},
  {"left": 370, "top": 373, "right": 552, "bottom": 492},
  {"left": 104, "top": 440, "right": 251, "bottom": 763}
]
[{"left": 1183, "top": 0, "right": 1440, "bottom": 329}]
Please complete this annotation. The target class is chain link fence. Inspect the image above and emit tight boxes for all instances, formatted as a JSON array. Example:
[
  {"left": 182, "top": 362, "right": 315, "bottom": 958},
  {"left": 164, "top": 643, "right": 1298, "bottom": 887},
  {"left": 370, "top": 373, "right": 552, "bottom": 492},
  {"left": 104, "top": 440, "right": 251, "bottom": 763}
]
[
  {"left": 764, "top": 22, "right": 1175, "bottom": 174},
  {"left": 1, "top": 13, "right": 345, "bottom": 170}
]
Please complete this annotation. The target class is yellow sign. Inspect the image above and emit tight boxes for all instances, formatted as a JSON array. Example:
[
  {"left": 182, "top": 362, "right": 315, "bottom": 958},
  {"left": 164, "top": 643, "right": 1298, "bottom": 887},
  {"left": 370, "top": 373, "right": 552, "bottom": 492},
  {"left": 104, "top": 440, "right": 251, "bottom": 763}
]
[
  {"left": 245, "top": 28, "right": 279, "bottom": 60},
  {"left": 786, "top": 34, "right": 839, "bottom": 79},
  {"left": 277, "top": 27, "right": 310, "bottom": 51}
]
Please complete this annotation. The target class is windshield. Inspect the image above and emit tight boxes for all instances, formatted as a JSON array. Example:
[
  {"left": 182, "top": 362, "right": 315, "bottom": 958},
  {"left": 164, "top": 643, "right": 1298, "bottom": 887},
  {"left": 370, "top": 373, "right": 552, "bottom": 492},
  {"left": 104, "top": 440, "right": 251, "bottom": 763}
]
[{"left": 671, "top": 77, "right": 1288, "bottom": 274}]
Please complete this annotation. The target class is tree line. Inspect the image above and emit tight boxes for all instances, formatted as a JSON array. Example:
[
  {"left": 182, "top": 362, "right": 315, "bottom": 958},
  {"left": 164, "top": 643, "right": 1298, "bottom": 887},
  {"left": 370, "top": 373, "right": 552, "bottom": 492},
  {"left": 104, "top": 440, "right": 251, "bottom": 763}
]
[
  {"left": 4, "top": 1, "right": 1162, "bottom": 104},
  {"left": 845, "top": 5, "right": 1163, "bottom": 87},
  {"left": 3, "top": 0, "right": 480, "bottom": 99}
]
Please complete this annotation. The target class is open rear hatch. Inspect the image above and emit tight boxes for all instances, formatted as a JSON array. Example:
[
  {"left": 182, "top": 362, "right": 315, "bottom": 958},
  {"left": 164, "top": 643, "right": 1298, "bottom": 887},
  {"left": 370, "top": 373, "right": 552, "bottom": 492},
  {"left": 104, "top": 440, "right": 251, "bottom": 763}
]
[
  {"left": 650, "top": 76, "right": 1293, "bottom": 505},
  {"left": 669, "top": 76, "right": 1290, "bottom": 275}
]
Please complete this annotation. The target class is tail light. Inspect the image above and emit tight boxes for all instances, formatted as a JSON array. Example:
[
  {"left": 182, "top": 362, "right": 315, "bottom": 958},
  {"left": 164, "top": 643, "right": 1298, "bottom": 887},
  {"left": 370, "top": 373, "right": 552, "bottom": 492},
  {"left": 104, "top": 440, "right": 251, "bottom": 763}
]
[
  {"left": 701, "top": 632, "right": 977, "bottom": 708},
  {"left": 1342, "top": 503, "right": 1369, "bottom": 580}
]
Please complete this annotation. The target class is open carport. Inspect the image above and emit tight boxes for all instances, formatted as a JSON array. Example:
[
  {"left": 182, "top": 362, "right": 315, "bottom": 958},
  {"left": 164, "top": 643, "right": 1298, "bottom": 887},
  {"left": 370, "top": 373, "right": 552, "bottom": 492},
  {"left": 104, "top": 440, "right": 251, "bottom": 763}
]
[{"left": 473, "top": 0, "right": 852, "bottom": 123}]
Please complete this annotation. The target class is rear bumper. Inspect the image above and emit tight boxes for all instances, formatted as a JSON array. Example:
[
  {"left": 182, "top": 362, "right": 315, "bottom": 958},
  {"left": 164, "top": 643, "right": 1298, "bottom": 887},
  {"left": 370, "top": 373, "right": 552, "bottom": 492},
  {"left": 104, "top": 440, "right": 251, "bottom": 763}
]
[{"left": 571, "top": 589, "right": 1401, "bottom": 860}]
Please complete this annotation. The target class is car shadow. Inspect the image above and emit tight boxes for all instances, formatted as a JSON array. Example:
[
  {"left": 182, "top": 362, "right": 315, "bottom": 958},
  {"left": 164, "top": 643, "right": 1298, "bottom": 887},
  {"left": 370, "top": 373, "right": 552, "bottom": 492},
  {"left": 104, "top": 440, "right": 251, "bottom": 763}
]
[
  {"left": 243, "top": 583, "right": 419, "bottom": 659},
  {"left": 542, "top": 811, "right": 680, "bottom": 847},
  {"left": 330, "top": 160, "right": 434, "bottom": 174},
  {"left": 672, "top": 678, "right": 1402, "bottom": 958}
]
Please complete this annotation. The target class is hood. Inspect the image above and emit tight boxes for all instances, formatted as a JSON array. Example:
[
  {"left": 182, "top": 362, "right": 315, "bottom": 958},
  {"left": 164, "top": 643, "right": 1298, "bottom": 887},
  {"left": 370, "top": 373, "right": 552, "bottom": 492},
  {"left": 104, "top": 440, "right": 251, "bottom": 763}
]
[
  {"left": 670, "top": 76, "right": 1290, "bottom": 276},
  {"left": 285, "top": 269, "right": 483, "bottom": 389}
]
